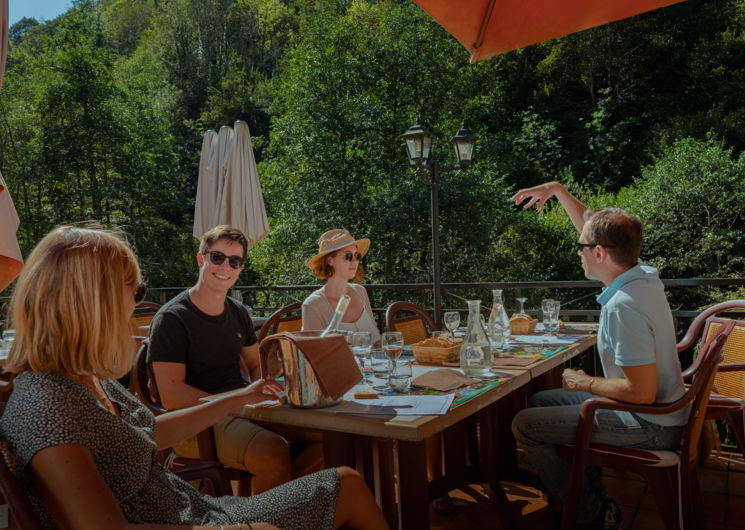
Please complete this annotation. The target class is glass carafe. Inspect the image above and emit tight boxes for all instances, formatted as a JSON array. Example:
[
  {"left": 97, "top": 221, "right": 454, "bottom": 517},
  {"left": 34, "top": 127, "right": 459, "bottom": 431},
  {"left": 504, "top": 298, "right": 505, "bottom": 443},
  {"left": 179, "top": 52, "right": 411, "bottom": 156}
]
[
  {"left": 459, "top": 300, "right": 497, "bottom": 379},
  {"left": 488, "top": 289, "right": 510, "bottom": 352}
]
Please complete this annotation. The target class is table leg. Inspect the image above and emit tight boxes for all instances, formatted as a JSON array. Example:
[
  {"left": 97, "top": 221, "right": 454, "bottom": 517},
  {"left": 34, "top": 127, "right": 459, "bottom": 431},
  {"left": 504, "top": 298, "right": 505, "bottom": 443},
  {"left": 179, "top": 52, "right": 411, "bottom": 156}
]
[
  {"left": 397, "top": 440, "right": 429, "bottom": 530},
  {"left": 377, "top": 438, "right": 398, "bottom": 529},
  {"left": 479, "top": 402, "right": 522, "bottom": 530}
]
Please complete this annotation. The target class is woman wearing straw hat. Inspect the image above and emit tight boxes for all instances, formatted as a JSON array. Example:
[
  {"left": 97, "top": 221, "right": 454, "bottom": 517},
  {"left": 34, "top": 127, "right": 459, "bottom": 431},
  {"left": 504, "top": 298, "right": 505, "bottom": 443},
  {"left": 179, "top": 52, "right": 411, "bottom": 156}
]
[{"left": 302, "top": 229, "right": 381, "bottom": 344}]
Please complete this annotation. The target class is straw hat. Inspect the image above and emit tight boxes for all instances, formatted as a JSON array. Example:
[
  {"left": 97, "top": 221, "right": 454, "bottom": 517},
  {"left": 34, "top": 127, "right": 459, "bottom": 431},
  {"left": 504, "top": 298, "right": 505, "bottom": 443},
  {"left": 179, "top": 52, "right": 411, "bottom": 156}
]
[{"left": 306, "top": 229, "right": 370, "bottom": 269}]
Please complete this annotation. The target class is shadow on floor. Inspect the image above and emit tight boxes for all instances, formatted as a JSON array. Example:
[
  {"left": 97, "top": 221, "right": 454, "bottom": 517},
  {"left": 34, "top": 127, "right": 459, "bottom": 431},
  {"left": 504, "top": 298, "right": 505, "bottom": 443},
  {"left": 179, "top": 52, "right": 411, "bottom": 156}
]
[{"left": 431, "top": 449, "right": 745, "bottom": 530}]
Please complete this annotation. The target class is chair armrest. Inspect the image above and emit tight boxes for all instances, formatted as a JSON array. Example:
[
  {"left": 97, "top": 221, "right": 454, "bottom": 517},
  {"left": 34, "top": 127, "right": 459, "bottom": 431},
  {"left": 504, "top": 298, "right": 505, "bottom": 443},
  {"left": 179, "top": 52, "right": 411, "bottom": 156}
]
[
  {"left": 571, "top": 392, "right": 693, "bottom": 459},
  {"left": 171, "top": 461, "right": 233, "bottom": 497},
  {"left": 718, "top": 362, "right": 745, "bottom": 373}
]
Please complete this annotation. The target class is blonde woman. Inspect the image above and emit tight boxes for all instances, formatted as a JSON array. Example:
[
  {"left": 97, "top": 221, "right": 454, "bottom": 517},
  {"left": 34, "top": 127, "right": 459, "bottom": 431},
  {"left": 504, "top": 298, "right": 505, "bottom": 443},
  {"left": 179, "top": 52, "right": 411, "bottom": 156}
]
[
  {"left": 302, "top": 229, "right": 381, "bottom": 344},
  {"left": 0, "top": 225, "right": 388, "bottom": 530}
]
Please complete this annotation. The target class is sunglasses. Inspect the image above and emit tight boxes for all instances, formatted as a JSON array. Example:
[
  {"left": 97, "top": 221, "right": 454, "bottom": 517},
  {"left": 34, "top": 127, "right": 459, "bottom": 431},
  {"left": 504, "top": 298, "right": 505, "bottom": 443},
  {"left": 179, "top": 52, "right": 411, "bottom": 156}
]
[
  {"left": 342, "top": 251, "right": 362, "bottom": 262},
  {"left": 576, "top": 241, "right": 617, "bottom": 251},
  {"left": 134, "top": 283, "right": 147, "bottom": 304},
  {"left": 206, "top": 250, "right": 245, "bottom": 269}
]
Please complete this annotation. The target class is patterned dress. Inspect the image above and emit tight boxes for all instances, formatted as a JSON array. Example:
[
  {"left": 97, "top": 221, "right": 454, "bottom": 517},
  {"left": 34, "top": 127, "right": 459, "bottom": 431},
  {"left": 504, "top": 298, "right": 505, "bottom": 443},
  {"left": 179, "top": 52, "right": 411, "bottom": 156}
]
[{"left": 0, "top": 371, "right": 339, "bottom": 529}]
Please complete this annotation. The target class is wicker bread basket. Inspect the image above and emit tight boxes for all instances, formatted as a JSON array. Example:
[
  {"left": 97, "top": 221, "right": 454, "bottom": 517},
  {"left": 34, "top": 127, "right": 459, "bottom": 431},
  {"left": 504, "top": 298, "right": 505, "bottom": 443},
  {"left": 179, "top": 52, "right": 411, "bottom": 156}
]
[
  {"left": 410, "top": 344, "right": 461, "bottom": 365},
  {"left": 510, "top": 317, "right": 538, "bottom": 335}
]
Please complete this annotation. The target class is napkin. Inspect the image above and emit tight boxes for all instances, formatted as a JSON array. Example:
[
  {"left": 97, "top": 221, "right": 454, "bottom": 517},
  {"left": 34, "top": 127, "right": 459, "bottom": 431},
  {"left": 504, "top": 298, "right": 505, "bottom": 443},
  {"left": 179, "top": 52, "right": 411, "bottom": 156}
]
[
  {"left": 411, "top": 368, "right": 480, "bottom": 392},
  {"left": 259, "top": 332, "right": 362, "bottom": 400}
]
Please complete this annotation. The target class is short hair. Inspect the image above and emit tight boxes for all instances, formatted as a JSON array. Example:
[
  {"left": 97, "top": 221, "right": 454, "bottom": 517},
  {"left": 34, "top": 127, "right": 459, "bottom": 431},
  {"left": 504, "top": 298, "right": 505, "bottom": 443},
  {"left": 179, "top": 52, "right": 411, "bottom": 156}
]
[
  {"left": 310, "top": 250, "right": 364, "bottom": 283},
  {"left": 4, "top": 225, "right": 142, "bottom": 379},
  {"left": 199, "top": 225, "right": 248, "bottom": 258},
  {"left": 583, "top": 208, "right": 643, "bottom": 268}
]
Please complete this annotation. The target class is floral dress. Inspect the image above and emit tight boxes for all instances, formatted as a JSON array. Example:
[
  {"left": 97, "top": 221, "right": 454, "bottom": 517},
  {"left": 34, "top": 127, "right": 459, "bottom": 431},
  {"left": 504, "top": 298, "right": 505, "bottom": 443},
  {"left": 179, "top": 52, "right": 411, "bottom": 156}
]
[{"left": 0, "top": 371, "right": 339, "bottom": 529}]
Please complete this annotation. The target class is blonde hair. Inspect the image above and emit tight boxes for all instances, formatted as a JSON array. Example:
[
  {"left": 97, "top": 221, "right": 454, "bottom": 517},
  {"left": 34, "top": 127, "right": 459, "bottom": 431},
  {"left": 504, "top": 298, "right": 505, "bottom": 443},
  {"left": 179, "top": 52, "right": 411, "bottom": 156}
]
[{"left": 4, "top": 225, "right": 142, "bottom": 379}]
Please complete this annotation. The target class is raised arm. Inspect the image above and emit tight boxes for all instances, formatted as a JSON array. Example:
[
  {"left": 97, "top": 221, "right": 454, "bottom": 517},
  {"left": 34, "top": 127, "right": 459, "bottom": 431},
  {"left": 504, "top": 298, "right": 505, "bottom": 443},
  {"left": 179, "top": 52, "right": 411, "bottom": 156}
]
[{"left": 510, "top": 181, "right": 588, "bottom": 233}]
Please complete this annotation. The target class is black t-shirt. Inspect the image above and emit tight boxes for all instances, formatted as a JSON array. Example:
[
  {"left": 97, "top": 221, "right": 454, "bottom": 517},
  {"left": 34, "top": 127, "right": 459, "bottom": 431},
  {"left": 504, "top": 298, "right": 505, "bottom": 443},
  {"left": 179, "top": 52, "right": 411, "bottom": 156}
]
[{"left": 147, "top": 290, "right": 258, "bottom": 394}]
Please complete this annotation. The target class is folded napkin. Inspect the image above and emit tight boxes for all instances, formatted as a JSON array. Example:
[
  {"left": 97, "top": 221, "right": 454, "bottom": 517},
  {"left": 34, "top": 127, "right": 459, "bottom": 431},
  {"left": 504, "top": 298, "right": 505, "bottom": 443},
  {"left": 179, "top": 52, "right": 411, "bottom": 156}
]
[
  {"left": 411, "top": 368, "right": 480, "bottom": 392},
  {"left": 259, "top": 332, "right": 361, "bottom": 400},
  {"left": 492, "top": 356, "right": 536, "bottom": 367}
]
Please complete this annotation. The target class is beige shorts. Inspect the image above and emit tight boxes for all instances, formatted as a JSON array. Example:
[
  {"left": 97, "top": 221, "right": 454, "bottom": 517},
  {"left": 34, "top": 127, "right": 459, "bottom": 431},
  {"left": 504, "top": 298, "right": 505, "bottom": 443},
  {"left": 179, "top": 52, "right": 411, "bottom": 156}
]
[{"left": 173, "top": 416, "right": 264, "bottom": 471}]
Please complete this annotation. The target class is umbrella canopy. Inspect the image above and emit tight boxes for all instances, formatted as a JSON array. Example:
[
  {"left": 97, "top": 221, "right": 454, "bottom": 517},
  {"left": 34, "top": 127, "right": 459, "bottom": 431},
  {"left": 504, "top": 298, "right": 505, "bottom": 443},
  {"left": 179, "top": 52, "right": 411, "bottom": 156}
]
[
  {"left": 0, "top": 0, "right": 23, "bottom": 293},
  {"left": 194, "top": 121, "right": 270, "bottom": 248},
  {"left": 193, "top": 130, "right": 219, "bottom": 239},
  {"left": 412, "top": 0, "right": 685, "bottom": 63},
  {"left": 215, "top": 121, "right": 270, "bottom": 247}
]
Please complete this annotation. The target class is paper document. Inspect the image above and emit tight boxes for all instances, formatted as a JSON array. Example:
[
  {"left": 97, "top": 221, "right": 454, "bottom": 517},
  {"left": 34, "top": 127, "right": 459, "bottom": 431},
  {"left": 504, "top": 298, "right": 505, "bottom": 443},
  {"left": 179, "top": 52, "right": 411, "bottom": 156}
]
[
  {"left": 324, "top": 394, "right": 455, "bottom": 416},
  {"left": 511, "top": 335, "right": 579, "bottom": 346}
]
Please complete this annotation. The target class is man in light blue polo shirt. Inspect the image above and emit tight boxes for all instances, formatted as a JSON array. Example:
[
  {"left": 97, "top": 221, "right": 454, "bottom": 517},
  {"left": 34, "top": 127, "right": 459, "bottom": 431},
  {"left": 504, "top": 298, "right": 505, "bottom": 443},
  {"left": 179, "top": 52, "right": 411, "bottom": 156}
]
[{"left": 509, "top": 181, "right": 686, "bottom": 530}]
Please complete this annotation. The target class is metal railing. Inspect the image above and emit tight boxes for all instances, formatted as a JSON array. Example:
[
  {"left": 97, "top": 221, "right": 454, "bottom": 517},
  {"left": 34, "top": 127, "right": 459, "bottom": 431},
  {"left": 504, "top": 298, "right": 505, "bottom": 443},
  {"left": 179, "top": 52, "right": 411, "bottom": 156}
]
[{"left": 3, "top": 278, "right": 744, "bottom": 332}]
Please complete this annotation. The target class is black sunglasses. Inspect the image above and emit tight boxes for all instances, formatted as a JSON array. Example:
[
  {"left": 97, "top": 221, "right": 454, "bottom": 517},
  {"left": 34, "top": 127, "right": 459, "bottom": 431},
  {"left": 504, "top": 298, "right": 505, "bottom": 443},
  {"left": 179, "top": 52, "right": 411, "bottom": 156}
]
[
  {"left": 576, "top": 241, "right": 617, "bottom": 251},
  {"left": 134, "top": 283, "right": 147, "bottom": 304},
  {"left": 342, "top": 251, "right": 362, "bottom": 262},
  {"left": 206, "top": 250, "right": 245, "bottom": 269}
]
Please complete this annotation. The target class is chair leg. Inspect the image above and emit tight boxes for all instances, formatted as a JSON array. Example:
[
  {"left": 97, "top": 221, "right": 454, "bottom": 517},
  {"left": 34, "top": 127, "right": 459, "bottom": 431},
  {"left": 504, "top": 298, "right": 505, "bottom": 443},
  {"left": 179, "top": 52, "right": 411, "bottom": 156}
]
[
  {"left": 726, "top": 409, "right": 745, "bottom": 462},
  {"left": 643, "top": 467, "right": 680, "bottom": 530}
]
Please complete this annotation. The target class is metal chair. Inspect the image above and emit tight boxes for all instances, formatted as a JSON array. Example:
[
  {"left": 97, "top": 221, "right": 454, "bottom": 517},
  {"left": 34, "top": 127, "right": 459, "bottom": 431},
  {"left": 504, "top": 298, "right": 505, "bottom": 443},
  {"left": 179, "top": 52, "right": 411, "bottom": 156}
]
[
  {"left": 257, "top": 302, "right": 302, "bottom": 342},
  {"left": 677, "top": 300, "right": 745, "bottom": 460},
  {"left": 130, "top": 343, "right": 241, "bottom": 496},
  {"left": 385, "top": 301, "right": 439, "bottom": 345},
  {"left": 558, "top": 319, "right": 735, "bottom": 530}
]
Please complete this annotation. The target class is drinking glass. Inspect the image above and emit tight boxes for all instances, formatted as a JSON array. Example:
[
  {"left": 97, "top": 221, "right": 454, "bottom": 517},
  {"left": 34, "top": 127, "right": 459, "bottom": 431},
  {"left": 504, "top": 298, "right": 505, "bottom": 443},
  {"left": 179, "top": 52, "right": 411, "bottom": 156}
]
[
  {"left": 542, "top": 299, "right": 561, "bottom": 334},
  {"left": 382, "top": 331, "right": 404, "bottom": 383},
  {"left": 370, "top": 348, "right": 390, "bottom": 389},
  {"left": 443, "top": 311, "right": 460, "bottom": 340},
  {"left": 514, "top": 297, "right": 528, "bottom": 317},
  {"left": 349, "top": 331, "right": 373, "bottom": 384},
  {"left": 389, "top": 358, "right": 412, "bottom": 392}
]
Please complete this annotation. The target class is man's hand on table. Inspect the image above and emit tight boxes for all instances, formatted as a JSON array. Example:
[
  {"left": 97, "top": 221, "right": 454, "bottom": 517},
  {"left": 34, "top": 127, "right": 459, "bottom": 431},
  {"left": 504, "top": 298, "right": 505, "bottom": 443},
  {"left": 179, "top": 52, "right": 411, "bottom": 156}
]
[{"left": 562, "top": 368, "right": 593, "bottom": 393}]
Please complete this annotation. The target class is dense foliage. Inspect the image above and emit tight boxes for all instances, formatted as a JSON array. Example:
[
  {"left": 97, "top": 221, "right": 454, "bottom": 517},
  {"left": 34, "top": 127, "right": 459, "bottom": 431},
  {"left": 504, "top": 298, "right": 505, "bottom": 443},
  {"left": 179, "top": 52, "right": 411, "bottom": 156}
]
[{"left": 2, "top": 0, "right": 745, "bottom": 311}]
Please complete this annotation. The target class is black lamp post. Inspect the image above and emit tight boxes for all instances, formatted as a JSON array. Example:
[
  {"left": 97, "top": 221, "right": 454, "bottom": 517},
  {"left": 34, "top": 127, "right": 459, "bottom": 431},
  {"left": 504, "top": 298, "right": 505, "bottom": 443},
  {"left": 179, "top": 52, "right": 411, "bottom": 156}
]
[{"left": 401, "top": 122, "right": 478, "bottom": 324}]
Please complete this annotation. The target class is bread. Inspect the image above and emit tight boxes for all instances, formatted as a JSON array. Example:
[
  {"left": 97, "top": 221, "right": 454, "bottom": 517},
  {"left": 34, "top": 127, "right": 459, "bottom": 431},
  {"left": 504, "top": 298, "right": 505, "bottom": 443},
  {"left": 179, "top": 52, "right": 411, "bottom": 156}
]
[
  {"left": 416, "top": 337, "right": 456, "bottom": 348},
  {"left": 509, "top": 313, "right": 534, "bottom": 322}
]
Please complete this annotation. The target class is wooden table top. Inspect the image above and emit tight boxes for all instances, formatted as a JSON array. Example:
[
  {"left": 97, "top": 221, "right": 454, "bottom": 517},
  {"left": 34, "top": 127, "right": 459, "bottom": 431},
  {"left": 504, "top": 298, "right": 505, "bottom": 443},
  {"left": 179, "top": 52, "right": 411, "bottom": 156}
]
[{"left": 201, "top": 333, "right": 596, "bottom": 442}]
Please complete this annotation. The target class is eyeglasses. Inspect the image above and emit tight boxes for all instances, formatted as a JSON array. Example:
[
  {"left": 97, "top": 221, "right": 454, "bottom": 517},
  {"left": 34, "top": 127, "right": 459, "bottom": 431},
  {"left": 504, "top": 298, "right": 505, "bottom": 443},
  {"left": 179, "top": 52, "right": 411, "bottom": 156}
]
[
  {"left": 134, "top": 283, "right": 147, "bottom": 304},
  {"left": 342, "top": 252, "right": 362, "bottom": 262},
  {"left": 205, "top": 250, "right": 245, "bottom": 269},
  {"left": 576, "top": 241, "right": 616, "bottom": 251}
]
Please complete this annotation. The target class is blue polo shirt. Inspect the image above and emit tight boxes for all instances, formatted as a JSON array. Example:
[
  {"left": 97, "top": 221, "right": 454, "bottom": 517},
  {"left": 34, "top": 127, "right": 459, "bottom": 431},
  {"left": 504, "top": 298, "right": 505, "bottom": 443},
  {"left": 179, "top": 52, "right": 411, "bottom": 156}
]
[{"left": 596, "top": 262, "right": 687, "bottom": 426}]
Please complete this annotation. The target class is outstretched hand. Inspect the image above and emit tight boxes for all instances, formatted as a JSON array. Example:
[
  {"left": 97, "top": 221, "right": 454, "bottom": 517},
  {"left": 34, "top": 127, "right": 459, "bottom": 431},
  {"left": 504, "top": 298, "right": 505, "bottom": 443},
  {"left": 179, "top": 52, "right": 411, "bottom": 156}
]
[
  {"left": 236, "top": 378, "right": 285, "bottom": 404},
  {"left": 510, "top": 182, "right": 559, "bottom": 211}
]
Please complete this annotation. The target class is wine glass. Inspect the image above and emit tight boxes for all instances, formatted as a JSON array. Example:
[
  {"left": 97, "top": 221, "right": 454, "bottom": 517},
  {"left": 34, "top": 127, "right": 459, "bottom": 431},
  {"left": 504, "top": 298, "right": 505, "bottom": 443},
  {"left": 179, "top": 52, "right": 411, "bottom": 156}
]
[
  {"left": 349, "top": 331, "right": 373, "bottom": 384},
  {"left": 381, "top": 331, "right": 404, "bottom": 383},
  {"left": 514, "top": 297, "right": 528, "bottom": 317},
  {"left": 443, "top": 311, "right": 460, "bottom": 340}
]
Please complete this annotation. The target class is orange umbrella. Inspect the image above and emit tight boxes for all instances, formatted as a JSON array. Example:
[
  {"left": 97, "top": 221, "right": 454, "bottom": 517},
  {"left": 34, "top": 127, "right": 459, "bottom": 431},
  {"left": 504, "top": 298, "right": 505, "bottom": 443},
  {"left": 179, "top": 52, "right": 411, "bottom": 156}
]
[
  {"left": 412, "top": 0, "right": 685, "bottom": 63},
  {"left": 0, "top": 0, "right": 23, "bottom": 294}
]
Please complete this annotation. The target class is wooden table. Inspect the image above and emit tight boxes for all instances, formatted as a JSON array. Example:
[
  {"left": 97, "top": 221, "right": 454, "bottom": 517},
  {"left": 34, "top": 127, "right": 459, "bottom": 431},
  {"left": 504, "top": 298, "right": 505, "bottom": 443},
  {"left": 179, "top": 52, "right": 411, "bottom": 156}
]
[{"left": 203, "top": 334, "right": 596, "bottom": 529}]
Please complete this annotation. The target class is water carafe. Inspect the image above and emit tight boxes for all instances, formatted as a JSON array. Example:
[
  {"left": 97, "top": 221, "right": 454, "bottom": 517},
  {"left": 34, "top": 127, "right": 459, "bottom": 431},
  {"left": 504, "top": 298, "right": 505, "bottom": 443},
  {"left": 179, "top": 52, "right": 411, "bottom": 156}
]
[
  {"left": 460, "top": 300, "right": 497, "bottom": 379},
  {"left": 488, "top": 289, "right": 510, "bottom": 353}
]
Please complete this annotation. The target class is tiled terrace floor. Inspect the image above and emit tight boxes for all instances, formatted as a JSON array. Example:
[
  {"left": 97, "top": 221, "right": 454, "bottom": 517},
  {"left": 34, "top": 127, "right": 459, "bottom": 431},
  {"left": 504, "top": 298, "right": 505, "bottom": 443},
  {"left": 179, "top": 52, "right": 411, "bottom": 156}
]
[{"left": 431, "top": 449, "right": 745, "bottom": 529}]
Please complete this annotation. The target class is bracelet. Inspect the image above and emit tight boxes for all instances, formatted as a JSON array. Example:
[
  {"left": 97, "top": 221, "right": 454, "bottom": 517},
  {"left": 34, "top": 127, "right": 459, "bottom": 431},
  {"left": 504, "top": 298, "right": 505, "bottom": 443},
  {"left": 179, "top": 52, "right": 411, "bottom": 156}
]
[{"left": 587, "top": 379, "right": 594, "bottom": 394}]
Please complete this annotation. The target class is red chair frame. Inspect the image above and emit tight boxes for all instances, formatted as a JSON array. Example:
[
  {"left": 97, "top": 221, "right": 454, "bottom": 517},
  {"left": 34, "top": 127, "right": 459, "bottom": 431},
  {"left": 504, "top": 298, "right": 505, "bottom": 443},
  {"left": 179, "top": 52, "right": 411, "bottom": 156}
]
[
  {"left": 257, "top": 302, "right": 302, "bottom": 343},
  {"left": 385, "top": 301, "right": 439, "bottom": 345},
  {"left": 559, "top": 320, "right": 735, "bottom": 530}
]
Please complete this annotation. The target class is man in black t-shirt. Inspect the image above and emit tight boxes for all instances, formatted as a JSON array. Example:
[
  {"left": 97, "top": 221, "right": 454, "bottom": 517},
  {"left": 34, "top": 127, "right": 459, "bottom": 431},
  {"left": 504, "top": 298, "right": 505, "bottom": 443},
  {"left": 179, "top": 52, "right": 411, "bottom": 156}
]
[{"left": 148, "top": 225, "right": 321, "bottom": 494}]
